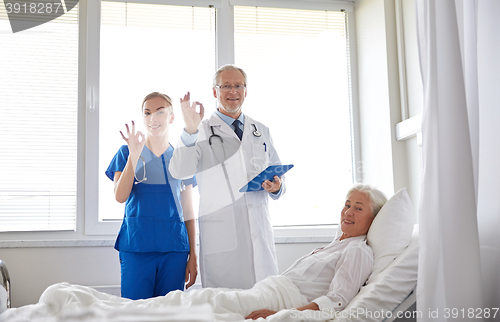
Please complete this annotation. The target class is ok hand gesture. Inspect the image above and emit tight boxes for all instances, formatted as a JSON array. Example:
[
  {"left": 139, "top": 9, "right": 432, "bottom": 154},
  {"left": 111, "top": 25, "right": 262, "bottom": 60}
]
[
  {"left": 180, "top": 92, "right": 204, "bottom": 134},
  {"left": 120, "top": 120, "right": 145, "bottom": 171}
]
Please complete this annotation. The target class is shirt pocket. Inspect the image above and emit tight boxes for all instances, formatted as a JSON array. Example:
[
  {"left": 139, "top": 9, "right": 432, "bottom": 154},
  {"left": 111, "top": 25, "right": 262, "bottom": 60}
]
[
  {"left": 251, "top": 142, "right": 270, "bottom": 171},
  {"left": 121, "top": 216, "right": 154, "bottom": 251}
]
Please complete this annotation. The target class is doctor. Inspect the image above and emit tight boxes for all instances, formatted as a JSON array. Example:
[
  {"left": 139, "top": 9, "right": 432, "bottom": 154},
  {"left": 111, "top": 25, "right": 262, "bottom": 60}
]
[{"left": 169, "top": 65, "right": 285, "bottom": 289}]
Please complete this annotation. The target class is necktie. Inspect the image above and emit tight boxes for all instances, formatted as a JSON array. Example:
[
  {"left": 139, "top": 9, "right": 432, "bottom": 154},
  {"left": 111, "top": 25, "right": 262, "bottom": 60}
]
[{"left": 232, "top": 120, "right": 243, "bottom": 141}]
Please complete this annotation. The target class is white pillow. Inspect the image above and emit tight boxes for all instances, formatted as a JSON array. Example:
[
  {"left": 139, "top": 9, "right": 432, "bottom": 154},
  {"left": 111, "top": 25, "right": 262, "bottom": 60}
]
[
  {"left": 366, "top": 187, "right": 414, "bottom": 283},
  {"left": 336, "top": 226, "right": 419, "bottom": 322}
]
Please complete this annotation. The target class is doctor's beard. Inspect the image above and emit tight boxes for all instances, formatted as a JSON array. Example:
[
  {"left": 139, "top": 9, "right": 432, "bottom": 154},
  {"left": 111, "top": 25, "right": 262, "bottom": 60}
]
[{"left": 217, "top": 97, "right": 243, "bottom": 115}]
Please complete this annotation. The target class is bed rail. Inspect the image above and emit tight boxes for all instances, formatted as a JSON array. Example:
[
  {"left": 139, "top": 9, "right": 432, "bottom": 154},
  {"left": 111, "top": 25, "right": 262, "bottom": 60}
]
[{"left": 0, "top": 260, "right": 11, "bottom": 309}]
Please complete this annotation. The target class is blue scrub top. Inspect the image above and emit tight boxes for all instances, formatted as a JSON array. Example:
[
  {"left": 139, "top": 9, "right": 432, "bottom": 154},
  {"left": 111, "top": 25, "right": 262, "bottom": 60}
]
[{"left": 106, "top": 145, "right": 196, "bottom": 253}]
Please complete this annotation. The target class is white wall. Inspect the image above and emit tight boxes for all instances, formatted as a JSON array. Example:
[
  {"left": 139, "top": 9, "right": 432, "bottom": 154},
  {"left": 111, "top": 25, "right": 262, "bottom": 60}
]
[
  {"left": 355, "top": 0, "right": 397, "bottom": 195},
  {"left": 476, "top": 0, "right": 500, "bottom": 309},
  {"left": 355, "top": 0, "right": 410, "bottom": 194},
  {"left": 400, "top": 0, "right": 423, "bottom": 217},
  {"left": 355, "top": 0, "right": 422, "bottom": 217},
  {"left": 0, "top": 246, "right": 120, "bottom": 307},
  {"left": 401, "top": 0, "right": 423, "bottom": 118}
]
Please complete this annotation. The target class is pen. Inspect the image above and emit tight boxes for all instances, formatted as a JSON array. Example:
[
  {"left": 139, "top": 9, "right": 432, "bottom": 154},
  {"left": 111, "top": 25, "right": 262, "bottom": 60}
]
[{"left": 263, "top": 143, "right": 267, "bottom": 152}]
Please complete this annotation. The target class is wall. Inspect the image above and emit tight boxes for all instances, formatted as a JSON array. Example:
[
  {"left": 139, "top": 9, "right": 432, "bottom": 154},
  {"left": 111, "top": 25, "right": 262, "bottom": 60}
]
[
  {"left": 355, "top": 0, "right": 409, "bottom": 197},
  {"left": 400, "top": 0, "right": 423, "bottom": 217},
  {"left": 476, "top": 0, "right": 500, "bottom": 309},
  {"left": 0, "top": 246, "right": 120, "bottom": 307},
  {"left": 355, "top": 0, "right": 422, "bottom": 217}
]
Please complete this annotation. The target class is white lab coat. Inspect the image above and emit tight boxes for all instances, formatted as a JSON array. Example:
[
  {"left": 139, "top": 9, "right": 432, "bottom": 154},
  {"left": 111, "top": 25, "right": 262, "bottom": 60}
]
[{"left": 169, "top": 112, "right": 284, "bottom": 289}]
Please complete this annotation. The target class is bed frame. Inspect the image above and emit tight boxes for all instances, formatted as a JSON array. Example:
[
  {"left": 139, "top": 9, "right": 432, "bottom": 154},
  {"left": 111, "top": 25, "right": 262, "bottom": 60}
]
[{"left": 0, "top": 260, "right": 11, "bottom": 309}]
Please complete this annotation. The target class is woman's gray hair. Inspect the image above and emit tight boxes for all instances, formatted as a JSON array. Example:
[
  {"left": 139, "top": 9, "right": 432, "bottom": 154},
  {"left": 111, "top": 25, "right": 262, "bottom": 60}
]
[
  {"left": 213, "top": 64, "right": 248, "bottom": 87},
  {"left": 346, "top": 184, "right": 388, "bottom": 217}
]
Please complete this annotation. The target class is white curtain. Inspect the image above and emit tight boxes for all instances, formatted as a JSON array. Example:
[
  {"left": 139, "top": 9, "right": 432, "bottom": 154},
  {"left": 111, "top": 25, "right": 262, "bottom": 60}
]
[{"left": 416, "top": 0, "right": 500, "bottom": 321}]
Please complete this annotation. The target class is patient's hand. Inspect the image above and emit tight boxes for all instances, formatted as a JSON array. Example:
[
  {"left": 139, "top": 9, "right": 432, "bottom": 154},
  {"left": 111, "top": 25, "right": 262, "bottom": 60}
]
[{"left": 245, "top": 309, "right": 277, "bottom": 320}]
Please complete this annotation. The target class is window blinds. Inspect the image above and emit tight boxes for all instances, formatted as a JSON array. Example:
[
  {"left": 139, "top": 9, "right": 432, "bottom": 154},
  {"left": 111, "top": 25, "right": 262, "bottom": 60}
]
[
  {"left": 235, "top": 6, "right": 345, "bottom": 36},
  {"left": 0, "top": 5, "right": 78, "bottom": 232},
  {"left": 101, "top": 2, "right": 214, "bottom": 30}
]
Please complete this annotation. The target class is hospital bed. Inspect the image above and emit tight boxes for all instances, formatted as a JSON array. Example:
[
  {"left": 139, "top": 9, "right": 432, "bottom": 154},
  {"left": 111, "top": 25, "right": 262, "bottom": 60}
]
[
  {"left": 0, "top": 260, "right": 11, "bottom": 315},
  {"left": 0, "top": 189, "right": 418, "bottom": 322}
]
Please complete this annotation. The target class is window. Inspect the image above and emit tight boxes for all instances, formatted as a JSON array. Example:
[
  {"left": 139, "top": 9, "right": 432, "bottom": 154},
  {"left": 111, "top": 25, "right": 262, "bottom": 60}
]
[
  {"left": 234, "top": 6, "right": 353, "bottom": 226},
  {"left": 95, "top": 3, "right": 215, "bottom": 226},
  {"left": 0, "top": 2, "right": 79, "bottom": 232}
]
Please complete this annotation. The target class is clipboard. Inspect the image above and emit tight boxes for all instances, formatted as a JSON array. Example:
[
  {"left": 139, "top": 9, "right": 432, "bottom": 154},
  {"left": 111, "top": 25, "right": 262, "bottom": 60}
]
[{"left": 239, "top": 164, "right": 294, "bottom": 192}]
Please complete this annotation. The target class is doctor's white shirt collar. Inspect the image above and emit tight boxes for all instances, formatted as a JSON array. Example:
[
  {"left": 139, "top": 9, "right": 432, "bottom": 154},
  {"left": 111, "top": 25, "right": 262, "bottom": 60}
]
[
  {"left": 215, "top": 109, "right": 245, "bottom": 132},
  {"left": 180, "top": 110, "right": 245, "bottom": 147}
]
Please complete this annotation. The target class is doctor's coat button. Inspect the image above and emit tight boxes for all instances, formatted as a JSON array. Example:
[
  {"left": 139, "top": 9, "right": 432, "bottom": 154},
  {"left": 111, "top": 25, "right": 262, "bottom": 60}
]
[{"left": 248, "top": 204, "right": 253, "bottom": 209}]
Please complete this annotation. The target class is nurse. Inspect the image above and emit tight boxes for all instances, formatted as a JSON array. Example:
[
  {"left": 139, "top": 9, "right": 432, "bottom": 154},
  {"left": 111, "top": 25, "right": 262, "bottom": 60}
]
[{"left": 105, "top": 92, "right": 198, "bottom": 300}]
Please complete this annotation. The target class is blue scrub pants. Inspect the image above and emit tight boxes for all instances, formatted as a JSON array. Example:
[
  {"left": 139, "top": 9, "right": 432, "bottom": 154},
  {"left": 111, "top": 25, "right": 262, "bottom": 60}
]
[{"left": 119, "top": 251, "right": 189, "bottom": 300}]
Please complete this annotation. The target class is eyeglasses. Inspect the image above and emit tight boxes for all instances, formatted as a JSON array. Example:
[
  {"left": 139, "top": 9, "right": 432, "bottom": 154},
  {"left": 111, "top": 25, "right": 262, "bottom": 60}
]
[{"left": 215, "top": 84, "right": 247, "bottom": 92}]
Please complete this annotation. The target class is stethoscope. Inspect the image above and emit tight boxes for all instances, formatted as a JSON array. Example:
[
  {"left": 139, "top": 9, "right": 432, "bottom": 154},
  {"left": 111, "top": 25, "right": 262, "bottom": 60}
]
[
  {"left": 133, "top": 145, "right": 186, "bottom": 190},
  {"left": 134, "top": 156, "right": 147, "bottom": 184},
  {"left": 208, "top": 123, "right": 261, "bottom": 146}
]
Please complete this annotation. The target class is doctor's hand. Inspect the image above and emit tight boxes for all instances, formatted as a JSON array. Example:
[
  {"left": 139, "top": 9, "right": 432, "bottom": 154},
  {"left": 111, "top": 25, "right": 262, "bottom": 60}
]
[
  {"left": 246, "top": 309, "right": 277, "bottom": 320},
  {"left": 185, "top": 253, "right": 198, "bottom": 289},
  {"left": 180, "top": 92, "right": 204, "bottom": 135},
  {"left": 262, "top": 175, "right": 281, "bottom": 194},
  {"left": 120, "top": 121, "right": 145, "bottom": 169}
]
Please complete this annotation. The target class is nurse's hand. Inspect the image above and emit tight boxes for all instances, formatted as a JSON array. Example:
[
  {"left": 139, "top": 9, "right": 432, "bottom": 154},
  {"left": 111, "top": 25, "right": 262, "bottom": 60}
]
[
  {"left": 262, "top": 175, "right": 281, "bottom": 193},
  {"left": 180, "top": 92, "right": 204, "bottom": 135},
  {"left": 185, "top": 253, "right": 198, "bottom": 289},
  {"left": 120, "top": 121, "right": 145, "bottom": 169},
  {"left": 246, "top": 309, "right": 277, "bottom": 320}
]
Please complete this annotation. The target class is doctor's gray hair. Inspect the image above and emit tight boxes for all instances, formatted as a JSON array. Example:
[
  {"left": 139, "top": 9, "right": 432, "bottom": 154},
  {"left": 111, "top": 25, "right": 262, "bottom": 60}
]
[
  {"left": 213, "top": 64, "right": 248, "bottom": 87},
  {"left": 346, "top": 184, "right": 388, "bottom": 217}
]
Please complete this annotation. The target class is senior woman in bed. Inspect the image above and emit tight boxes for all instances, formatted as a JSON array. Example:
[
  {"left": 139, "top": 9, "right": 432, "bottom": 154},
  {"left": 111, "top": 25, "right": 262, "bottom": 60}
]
[{"left": 245, "top": 184, "right": 387, "bottom": 319}]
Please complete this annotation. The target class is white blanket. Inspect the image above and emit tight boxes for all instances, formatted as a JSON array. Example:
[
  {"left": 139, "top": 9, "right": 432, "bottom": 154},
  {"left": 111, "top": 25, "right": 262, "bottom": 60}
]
[{"left": 0, "top": 276, "right": 324, "bottom": 322}]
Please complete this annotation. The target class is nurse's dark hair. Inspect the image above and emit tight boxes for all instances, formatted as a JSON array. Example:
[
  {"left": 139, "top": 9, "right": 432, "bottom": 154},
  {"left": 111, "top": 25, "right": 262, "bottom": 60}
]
[
  {"left": 213, "top": 64, "right": 248, "bottom": 87},
  {"left": 346, "top": 184, "right": 388, "bottom": 217},
  {"left": 142, "top": 92, "right": 173, "bottom": 113}
]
